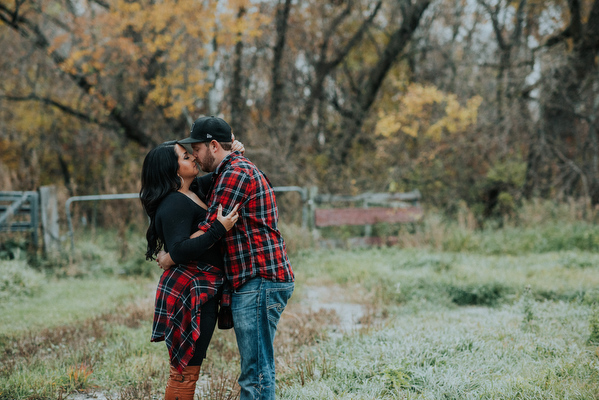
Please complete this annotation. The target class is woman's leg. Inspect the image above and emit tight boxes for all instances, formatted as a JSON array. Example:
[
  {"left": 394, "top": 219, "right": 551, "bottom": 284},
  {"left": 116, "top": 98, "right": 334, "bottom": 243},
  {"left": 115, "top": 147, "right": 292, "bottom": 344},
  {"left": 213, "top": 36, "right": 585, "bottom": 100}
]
[
  {"left": 164, "top": 297, "right": 218, "bottom": 400},
  {"left": 188, "top": 296, "right": 218, "bottom": 366},
  {"left": 164, "top": 365, "right": 201, "bottom": 400}
]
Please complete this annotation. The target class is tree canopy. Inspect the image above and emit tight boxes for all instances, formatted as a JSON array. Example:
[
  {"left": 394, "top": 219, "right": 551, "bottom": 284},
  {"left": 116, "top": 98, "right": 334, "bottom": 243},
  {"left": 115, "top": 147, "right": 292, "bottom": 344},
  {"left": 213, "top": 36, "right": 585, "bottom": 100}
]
[{"left": 2, "top": 0, "right": 599, "bottom": 220}]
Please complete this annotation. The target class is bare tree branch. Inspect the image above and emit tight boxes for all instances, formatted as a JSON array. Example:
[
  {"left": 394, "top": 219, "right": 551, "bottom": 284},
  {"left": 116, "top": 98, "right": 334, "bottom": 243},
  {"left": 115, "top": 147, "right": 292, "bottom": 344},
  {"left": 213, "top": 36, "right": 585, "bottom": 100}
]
[
  {"left": 0, "top": 93, "right": 113, "bottom": 128},
  {"left": 360, "top": 0, "right": 430, "bottom": 111},
  {"left": 325, "top": 1, "right": 382, "bottom": 69},
  {"left": 0, "top": 1, "right": 154, "bottom": 145},
  {"left": 288, "top": 1, "right": 383, "bottom": 155}
]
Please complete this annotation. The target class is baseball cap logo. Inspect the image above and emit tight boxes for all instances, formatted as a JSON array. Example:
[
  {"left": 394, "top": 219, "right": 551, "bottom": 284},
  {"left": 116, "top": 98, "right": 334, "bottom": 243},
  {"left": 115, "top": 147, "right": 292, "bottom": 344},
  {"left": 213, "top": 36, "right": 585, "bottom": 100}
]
[{"left": 206, "top": 134, "right": 212, "bottom": 138}]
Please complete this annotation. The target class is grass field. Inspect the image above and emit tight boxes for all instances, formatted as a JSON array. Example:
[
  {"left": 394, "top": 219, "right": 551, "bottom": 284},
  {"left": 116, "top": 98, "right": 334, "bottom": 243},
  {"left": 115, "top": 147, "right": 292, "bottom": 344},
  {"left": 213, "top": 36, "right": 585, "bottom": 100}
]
[
  {"left": 277, "top": 249, "right": 599, "bottom": 399},
  {"left": 1, "top": 214, "right": 599, "bottom": 399}
]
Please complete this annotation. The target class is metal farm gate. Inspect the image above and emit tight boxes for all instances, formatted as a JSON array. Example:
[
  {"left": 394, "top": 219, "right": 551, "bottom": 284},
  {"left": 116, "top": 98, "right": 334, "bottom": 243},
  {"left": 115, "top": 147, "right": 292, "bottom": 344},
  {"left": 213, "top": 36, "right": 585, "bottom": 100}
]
[{"left": 0, "top": 191, "right": 40, "bottom": 248}]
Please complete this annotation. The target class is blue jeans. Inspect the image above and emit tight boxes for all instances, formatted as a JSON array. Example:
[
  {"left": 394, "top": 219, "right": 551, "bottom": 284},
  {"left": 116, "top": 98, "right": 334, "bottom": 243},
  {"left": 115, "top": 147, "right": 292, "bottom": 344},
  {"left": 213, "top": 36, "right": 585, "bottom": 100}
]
[{"left": 231, "top": 277, "right": 294, "bottom": 400}]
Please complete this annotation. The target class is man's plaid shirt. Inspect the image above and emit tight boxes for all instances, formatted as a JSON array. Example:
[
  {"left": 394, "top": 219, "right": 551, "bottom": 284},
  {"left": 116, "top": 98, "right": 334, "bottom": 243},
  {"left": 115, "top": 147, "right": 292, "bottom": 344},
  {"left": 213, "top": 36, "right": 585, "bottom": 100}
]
[{"left": 198, "top": 152, "right": 294, "bottom": 289}]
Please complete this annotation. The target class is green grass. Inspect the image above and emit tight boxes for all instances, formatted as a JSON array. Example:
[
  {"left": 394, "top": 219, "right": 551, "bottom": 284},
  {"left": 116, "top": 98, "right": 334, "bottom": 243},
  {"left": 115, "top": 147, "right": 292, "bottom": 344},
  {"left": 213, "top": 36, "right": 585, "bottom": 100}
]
[
  {"left": 439, "top": 222, "right": 599, "bottom": 254},
  {"left": 0, "top": 268, "right": 159, "bottom": 399},
  {"left": 2, "top": 216, "right": 599, "bottom": 399},
  {"left": 293, "top": 247, "right": 599, "bottom": 307},
  {"left": 0, "top": 274, "right": 151, "bottom": 336},
  {"left": 279, "top": 240, "right": 599, "bottom": 398},
  {"left": 278, "top": 302, "right": 599, "bottom": 399}
]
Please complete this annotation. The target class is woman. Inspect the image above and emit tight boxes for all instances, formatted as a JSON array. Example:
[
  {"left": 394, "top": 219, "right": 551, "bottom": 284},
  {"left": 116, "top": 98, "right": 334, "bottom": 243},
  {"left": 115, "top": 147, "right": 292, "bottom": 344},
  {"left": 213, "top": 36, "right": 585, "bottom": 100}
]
[{"left": 140, "top": 140, "right": 239, "bottom": 400}]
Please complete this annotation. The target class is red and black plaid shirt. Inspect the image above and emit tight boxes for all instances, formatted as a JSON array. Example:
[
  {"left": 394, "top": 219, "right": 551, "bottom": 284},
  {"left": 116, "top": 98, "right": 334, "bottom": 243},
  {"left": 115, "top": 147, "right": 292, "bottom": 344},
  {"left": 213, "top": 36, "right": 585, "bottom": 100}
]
[
  {"left": 198, "top": 152, "right": 294, "bottom": 289},
  {"left": 151, "top": 263, "right": 225, "bottom": 373}
]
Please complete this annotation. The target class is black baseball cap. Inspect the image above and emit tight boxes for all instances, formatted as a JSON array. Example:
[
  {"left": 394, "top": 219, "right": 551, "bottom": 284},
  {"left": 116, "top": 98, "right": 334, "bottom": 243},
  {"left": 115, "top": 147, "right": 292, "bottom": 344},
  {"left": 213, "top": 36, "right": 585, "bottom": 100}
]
[{"left": 179, "top": 116, "right": 232, "bottom": 144}]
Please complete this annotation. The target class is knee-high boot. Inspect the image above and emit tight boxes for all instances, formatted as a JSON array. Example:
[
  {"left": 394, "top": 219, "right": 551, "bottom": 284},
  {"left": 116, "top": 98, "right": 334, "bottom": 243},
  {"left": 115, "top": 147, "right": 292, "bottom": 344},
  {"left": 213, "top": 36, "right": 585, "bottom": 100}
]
[{"left": 164, "top": 365, "right": 201, "bottom": 400}]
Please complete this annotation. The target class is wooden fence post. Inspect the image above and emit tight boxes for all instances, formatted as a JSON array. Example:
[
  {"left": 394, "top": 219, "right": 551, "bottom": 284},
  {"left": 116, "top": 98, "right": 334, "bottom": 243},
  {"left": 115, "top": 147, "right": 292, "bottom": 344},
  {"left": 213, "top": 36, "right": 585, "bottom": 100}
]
[
  {"left": 307, "top": 186, "right": 318, "bottom": 232},
  {"left": 363, "top": 200, "right": 372, "bottom": 238},
  {"left": 39, "top": 185, "right": 61, "bottom": 255}
]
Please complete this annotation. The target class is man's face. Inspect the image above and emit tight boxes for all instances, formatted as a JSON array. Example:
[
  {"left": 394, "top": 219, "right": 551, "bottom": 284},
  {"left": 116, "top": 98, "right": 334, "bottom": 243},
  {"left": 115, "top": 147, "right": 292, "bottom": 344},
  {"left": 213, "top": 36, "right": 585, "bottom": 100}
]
[{"left": 191, "top": 142, "right": 216, "bottom": 172}]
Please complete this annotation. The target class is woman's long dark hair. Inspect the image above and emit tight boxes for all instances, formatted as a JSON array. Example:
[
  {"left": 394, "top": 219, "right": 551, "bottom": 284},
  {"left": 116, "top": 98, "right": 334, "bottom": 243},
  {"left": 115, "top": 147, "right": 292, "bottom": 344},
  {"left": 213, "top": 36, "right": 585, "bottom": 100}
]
[{"left": 140, "top": 140, "right": 181, "bottom": 260}]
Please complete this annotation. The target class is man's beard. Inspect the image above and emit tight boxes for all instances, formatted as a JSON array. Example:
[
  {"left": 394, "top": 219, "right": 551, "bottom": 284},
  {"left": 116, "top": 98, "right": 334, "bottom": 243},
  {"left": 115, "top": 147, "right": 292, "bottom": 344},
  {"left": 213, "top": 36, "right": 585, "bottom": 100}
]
[{"left": 200, "top": 151, "right": 216, "bottom": 172}]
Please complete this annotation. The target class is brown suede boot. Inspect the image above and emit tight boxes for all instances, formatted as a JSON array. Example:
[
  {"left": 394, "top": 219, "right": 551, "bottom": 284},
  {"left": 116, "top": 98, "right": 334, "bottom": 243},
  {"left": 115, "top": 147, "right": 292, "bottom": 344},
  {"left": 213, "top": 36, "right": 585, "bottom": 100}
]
[{"left": 164, "top": 365, "right": 201, "bottom": 400}]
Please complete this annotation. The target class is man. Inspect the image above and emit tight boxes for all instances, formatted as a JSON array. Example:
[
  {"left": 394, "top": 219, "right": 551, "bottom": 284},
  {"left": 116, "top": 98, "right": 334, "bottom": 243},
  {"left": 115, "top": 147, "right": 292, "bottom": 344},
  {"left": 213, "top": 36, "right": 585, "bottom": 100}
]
[{"left": 163, "top": 116, "right": 295, "bottom": 400}]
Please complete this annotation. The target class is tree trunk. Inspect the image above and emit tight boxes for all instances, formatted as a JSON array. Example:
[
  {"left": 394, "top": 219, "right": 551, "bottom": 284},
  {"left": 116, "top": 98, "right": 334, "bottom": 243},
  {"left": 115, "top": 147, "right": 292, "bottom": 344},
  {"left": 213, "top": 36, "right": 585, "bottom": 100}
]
[
  {"left": 529, "top": 0, "right": 599, "bottom": 200},
  {"left": 287, "top": 1, "right": 382, "bottom": 156},
  {"left": 270, "top": 0, "right": 293, "bottom": 125}
]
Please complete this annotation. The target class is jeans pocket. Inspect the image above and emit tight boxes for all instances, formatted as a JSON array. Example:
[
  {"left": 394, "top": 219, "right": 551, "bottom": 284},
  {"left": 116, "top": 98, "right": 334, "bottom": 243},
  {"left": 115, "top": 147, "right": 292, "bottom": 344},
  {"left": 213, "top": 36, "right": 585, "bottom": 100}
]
[
  {"left": 232, "top": 289, "right": 259, "bottom": 311},
  {"left": 266, "top": 284, "right": 294, "bottom": 326},
  {"left": 231, "top": 289, "right": 259, "bottom": 331}
]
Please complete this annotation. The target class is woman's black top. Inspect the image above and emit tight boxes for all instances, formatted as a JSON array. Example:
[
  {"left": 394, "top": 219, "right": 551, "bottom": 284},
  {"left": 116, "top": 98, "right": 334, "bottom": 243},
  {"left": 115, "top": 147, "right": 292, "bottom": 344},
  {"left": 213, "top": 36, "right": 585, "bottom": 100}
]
[{"left": 155, "top": 191, "right": 226, "bottom": 267}]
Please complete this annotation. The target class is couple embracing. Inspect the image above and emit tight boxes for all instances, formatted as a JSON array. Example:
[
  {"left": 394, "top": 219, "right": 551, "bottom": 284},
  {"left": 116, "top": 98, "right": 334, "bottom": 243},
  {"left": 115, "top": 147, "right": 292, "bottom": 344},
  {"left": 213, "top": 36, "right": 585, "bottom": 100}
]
[{"left": 140, "top": 116, "right": 295, "bottom": 400}]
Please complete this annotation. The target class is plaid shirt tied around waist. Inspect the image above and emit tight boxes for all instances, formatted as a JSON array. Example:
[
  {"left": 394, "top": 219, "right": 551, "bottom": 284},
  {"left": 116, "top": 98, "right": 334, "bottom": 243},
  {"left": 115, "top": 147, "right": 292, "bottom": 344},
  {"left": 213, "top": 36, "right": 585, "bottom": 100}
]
[
  {"left": 151, "top": 263, "right": 225, "bottom": 373},
  {"left": 198, "top": 152, "right": 294, "bottom": 289}
]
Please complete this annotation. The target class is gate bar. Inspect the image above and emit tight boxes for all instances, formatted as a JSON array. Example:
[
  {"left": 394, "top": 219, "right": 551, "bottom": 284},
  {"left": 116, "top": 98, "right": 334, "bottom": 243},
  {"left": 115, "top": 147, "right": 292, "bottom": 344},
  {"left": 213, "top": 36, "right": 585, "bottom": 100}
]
[{"left": 66, "top": 193, "right": 140, "bottom": 251}]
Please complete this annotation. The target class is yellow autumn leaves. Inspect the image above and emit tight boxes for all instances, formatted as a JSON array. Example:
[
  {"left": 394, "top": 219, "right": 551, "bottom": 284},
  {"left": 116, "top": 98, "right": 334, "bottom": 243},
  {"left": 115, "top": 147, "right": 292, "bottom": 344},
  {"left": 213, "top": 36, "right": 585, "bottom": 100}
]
[
  {"left": 47, "top": 0, "right": 270, "bottom": 119},
  {"left": 376, "top": 83, "right": 482, "bottom": 142}
]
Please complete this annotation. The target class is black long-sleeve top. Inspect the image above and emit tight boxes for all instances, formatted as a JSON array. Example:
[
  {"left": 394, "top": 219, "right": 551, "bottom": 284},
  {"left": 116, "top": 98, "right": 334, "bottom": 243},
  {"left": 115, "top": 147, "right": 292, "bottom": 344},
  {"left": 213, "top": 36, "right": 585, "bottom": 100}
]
[{"left": 155, "top": 191, "right": 226, "bottom": 267}]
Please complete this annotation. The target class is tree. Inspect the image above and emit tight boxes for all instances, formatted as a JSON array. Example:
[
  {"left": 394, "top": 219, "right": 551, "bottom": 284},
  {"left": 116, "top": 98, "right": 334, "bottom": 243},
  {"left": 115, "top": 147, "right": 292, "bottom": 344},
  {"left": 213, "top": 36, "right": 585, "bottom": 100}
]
[
  {"left": 530, "top": 0, "right": 599, "bottom": 203},
  {"left": 0, "top": 0, "right": 267, "bottom": 191},
  {"left": 4, "top": 0, "right": 599, "bottom": 220}
]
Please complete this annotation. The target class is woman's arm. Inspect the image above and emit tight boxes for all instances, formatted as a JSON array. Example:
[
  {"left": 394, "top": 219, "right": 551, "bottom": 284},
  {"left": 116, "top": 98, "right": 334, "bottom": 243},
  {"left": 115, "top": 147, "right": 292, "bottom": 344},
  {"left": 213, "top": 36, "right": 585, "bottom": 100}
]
[
  {"left": 157, "top": 202, "right": 238, "bottom": 269},
  {"left": 157, "top": 195, "right": 228, "bottom": 265}
]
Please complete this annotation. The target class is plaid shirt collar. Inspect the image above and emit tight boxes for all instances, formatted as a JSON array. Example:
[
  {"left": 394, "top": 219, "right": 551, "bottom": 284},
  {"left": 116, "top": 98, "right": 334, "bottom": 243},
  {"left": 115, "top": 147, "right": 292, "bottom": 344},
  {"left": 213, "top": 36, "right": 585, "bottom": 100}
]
[
  {"left": 213, "top": 151, "right": 241, "bottom": 176},
  {"left": 206, "top": 152, "right": 241, "bottom": 197}
]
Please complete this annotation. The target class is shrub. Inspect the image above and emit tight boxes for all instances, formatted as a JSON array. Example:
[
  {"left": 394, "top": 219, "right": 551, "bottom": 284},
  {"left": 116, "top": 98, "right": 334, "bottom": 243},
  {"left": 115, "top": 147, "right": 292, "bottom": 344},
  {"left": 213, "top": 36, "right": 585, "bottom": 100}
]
[
  {"left": 279, "top": 223, "right": 315, "bottom": 255},
  {"left": 0, "top": 259, "right": 45, "bottom": 300},
  {"left": 520, "top": 285, "right": 537, "bottom": 332},
  {"left": 120, "top": 254, "right": 157, "bottom": 278},
  {"left": 589, "top": 307, "right": 599, "bottom": 345},
  {"left": 446, "top": 281, "right": 508, "bottom": 307},
  {"left": 0, "top": 237, "right": 29, "bottom": 260}
]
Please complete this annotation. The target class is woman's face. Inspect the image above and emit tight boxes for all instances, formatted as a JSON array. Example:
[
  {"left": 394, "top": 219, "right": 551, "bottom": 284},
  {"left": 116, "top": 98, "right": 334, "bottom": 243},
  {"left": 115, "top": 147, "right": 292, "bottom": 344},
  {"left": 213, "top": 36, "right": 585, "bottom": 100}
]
[{"left": 174, "top": 144, "right": 198, "bottom": 180}]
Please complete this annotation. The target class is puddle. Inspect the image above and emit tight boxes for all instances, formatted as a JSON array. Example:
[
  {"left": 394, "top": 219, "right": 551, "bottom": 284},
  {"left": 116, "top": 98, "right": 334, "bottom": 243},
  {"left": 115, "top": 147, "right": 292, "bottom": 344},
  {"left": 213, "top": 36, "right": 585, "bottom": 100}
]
[
  {"left": 302, "top": 285, "right": 366, "bottom": 335},
  {"left": 68, "top": 393, "right": 113, "bottom": 400}
]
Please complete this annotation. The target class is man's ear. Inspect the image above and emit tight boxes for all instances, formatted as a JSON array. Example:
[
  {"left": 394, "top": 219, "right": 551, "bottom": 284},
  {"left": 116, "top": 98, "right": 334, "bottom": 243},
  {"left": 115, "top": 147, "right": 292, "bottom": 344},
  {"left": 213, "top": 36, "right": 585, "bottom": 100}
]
[{"left": 210, "top": 140, "right": 219, "bottom": 152}]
